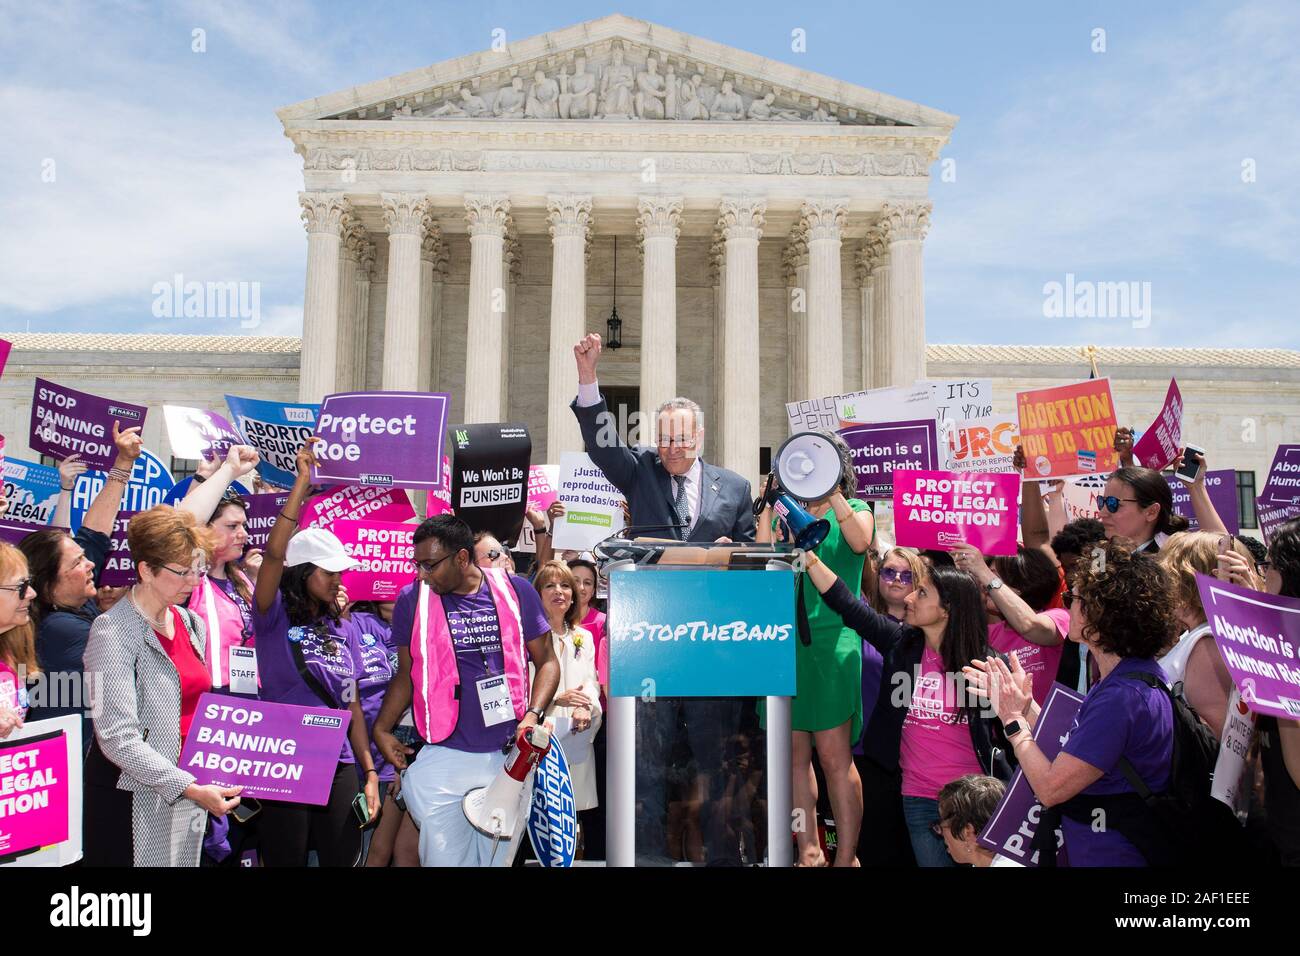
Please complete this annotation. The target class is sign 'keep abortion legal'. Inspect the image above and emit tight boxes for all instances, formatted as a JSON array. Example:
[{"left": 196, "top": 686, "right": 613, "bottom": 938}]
[
  {"left": 312, "top": 391, "right": 450, "bottom": 491},
  {"left": 29, "top": 379, "right": 148, "bottom": 472}
]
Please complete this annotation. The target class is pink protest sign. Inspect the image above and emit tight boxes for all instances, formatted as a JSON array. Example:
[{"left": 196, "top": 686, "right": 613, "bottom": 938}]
[
  {"left": 335, "top": 519, "right": 415, "bottom": 601},
  {"left": 527, "top": 465, "right": 560, "bottom": 511},
  {"left": 1131, "top": 378, "right": 1183, "bottom": 471},
  {"left": 892, "top": 469, "right": 1021, "bottom": 556},
  {"left": 0, "top": 338, "right": 11, "bottom": 379},
  {"left": 1197, "top": 575, "right": 1300, "bottom": 721},
  {"left": 427, "top": 456, "right": 453, "bottom": 516},
  {"left": 0, "top": 728, "right": 71, "bottom": 858},
  {"left": 300, "top": 485, "right": 415, "bottom": 530}
]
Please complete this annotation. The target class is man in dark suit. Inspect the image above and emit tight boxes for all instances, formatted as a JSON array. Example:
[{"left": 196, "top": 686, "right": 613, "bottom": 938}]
[{"left": 569, "top": 332, "right": 755, "bottom": 543}]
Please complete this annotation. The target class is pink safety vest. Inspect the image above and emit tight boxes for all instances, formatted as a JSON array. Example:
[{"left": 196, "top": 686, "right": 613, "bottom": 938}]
[
  {"left": 188, "top": 568, "right": 255, "bottom": 688},
  {"left": 413, "top": 568, "right": 530, "bottom": 745}
]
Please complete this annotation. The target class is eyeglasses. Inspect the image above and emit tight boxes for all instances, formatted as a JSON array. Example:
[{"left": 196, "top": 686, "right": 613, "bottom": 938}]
[
  {"left": 658, "top": 435, "right": 699, "bottom": 450},
  {"left": 415, "top": 551, "right": 457, "bottom": 575},
  {"left": 1095, "top": 495, "right": 1139, "bottom": 514},
  {"left": 484, "top": 549, "right": 504, "bottom": 562},
  {"left": 0, "top": 579, "right": 33, "bottom": 598},
  {"left": 159, "top": 564, "right": 206, "bottom": 581},
  {"left": 880, "top": 567, "right": 914, "bottom": 586},
  {"left": 929, "top": 818, "right": 952, "bottom": 838},
  {"left": 311, "top": 621, "right": 339, "bottom": 657},
  {"left": 1062, "top": 590, "right": 1081, "bottom": 610}
]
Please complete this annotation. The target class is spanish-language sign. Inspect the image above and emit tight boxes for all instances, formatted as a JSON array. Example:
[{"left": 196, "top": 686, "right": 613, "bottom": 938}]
[
  {"left": 835, "top": 383, "right": 936, "bottom": 428},
  {"left": 978, "top": 683, "right": 1084, "bottom": 867},
  {"left": 1, "top": 457, "right": 61, "bottom": 531},
  {"left": 448, "top": 423, "right": 531, "bottom": 546},
  {"left": 607, "top": 567, "right": 797, "bottom": 697},
  {"left": 300, "top": 485, "right": 416, "bottom": 531},
  {"left": 179, "top": 694, "right": 351, "bottom": 804},
  {"left": 1015, "top": 378, "right": 1119, "bottom": 481},
  {"left": 517, "top": 465, "right": 560, "bottom": 554},
  {"left": 312, "top": 391, "right": 450, "bottom": 491},
  {"left": 29, "top": 379, "right": 148, "bottom": 472},
  {"left": 163, "top": 405, "right": 242, "bottom": 461},
  {"left": 241, "top": 491, "right": 293, "bottom": 552},
  {"left": 334, "top": 519, "right": 415, "bottom": 601},
  {"left": 553, "top": 452, "right": 626, "bottom": 551},
  {"left": 0, "top": 728, "right": 70, "bottom": 858},
  {"left": 1131, "top": 378, "right": 1183, "bottom": 471},
  {"left": 1257, "top": 499, "right": 1300, "bottom": 545},
  {"left": 69, "top": 449, "right": 174, "bottom": 532},
  {"left": 1197, "top": 575, "right": 1300, "bottom": 721},
  {"left": 1167, "top": 470, "right": 1240, "bottom": 535},
  {"left": 527, "top": 738, "right": 577, "bottom": 868},
  {"left": 100, "top": 511, "right": 138, "bottom": 587},
  {"left": 785, "top": 391, "right": 857, "bottom": 435},
  {"left": 1259, "top": 444, "right": 1300, "bottom": 507},
  {"left": 224, "top": 394, "right": 319, "bottom": 489},
  {"left": 892, "top": 469, "right": 1021, "bottom": 556},
  {"left": 838, "top": 420, "right": 940, "bottom": 499}
]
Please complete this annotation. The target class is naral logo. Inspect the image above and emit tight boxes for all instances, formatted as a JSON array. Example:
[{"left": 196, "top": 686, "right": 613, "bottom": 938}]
[
  {"left": 284, "top": 407, "right": 315, "bottom": 423},
  {"left": 359, "top": 473, "right": 393, "bottom": 486},
  {"left": 455, "top": 428, "right": 470, "bottom": 448},
  {"left": 302, "top": 714, "right": 343, "bottom": 729},
  {"left": 107, "top": 405, "right": 142, "bottom": 421}
]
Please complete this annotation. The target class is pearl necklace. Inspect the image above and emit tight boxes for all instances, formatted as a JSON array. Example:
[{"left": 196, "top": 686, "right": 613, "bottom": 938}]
[{"left": 129, "top": 586, "right": 170, "bottom": 632}]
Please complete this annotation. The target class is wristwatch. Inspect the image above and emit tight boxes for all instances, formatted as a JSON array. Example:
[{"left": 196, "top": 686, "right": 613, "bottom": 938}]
[
  {"left": 527, "top": 706, "right": 545, "bottom": 721},
  {"left": 1003, "top": 718, "right": 1026, "bottom": 739},
  {"left": 985, "top": 577, "right": 1004, "bottom": 594}
]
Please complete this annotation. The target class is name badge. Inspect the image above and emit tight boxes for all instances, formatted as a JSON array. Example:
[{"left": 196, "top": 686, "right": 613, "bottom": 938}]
[
  {"left": 476, "top": 674, "right": 514, "bottom": 728},
  {"left": 229, "top": 646, "right": 258, "bottom": 695}
]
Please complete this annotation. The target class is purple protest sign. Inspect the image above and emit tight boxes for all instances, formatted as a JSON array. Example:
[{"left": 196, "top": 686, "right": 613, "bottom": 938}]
[
  {"left": 300, "top": 485, "right": 416, "bottom": 530},
  {"left": 1257, "top": 498, "right": 1300, "bottom": 545},
  {"left": 100, "top": 511, "right": 138, "bottom": 587},
  {"left": 1131, "top": 378, "right": 1183, "bottom": 471},
  {"left": 838, "top": 419, "right": 940, "bottom": 499},
  {"left": 0, "top": 518, "right": 36, "bottom": 545},
  {"left": 163, "top": 405, "right": 241, "bottom": 461},
  {"left": 1259, "top": 445, "right": 1300, "bottom": 507},
  {"left": 179, "top": 694, "right": 351, "bottom": 804},
  {"left": 1196, "top": 574, "right": 1300, "bottom": 721},
  {"left": 978, "top": 683, "right": 1085, "bottom": 866},
  {"left": 240, "top": 492, "right": 292, "bottom": 553},
  {"left": 1166, "top": 470, "right": 1240, "bottom": 535},
  {"left": 29, "top": 378, "right": 148, "bottom": 472},
  {"left": 311, "top": 391, "right": 450, "bottom": 491}
]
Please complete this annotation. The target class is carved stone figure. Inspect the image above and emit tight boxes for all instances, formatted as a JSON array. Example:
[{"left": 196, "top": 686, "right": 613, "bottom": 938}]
[
  {"left": 598, "top": 46, "right": 635, "bottom": 118},
  {"left": 634, "top": 56, "right": 668, "bottom": 120},
  {"left": 664, "top": 63, "right": 678, "bottom": 119},
  {"left": 494, "top": 76, "right": 526, "bottom": 118},
  {"left": 693, "top": 74, "right": 718, "bottom": 116},
  {"left": 808, "top": 96, "right": 836, "bottom": 122},
  {"left": 560, "top": 55, "right": 598, "bottom": 119},
  {"left": 430, "top": 86, "right": 488, "bottom": 117},
  {"left": 748, "top": 91, "right": 776, "bottom": 121},
  {"left": 525, "top": 68, "right": 560, "bottom": 118},
  {"left": 678, "top": 79, "right": 708, "bottom": 120},
  {"left": 710, "top": 79, "right": 745, "bottom": 121}
]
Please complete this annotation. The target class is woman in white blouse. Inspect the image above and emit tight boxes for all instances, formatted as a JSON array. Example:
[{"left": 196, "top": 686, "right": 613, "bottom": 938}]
[{"left": 533, "top": 561, "right": 603, "bottom": 823}]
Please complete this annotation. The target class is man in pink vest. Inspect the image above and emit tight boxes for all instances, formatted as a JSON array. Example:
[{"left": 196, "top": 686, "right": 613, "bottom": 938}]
[{"left": 373, "top": 514, "right": 559, "bottom": 866}]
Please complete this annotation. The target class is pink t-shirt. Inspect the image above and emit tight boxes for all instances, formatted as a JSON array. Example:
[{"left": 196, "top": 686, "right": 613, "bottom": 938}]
[
  {"left": 0, "top": 659, "right": 27, "bottom": 718},
  {"left": 583, "top": 607, "right": 608, "bottom": 687},
  {"left": 899, "top": 647, "right": 983, "bottom": 799},
  {"left": 986, "top": 608, "right": 1068, "bottom": 707}
]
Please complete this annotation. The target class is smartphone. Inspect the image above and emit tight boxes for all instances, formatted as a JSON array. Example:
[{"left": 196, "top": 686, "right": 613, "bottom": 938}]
[
  {"left": 231, "top": 796, "right": 262, "bottom": 825},
  {"left": 351, "top": 792, "right": 372, "bottom": 828},
  {"left": 1175, "top": 444, "right": 1205, "bottom": 484}
]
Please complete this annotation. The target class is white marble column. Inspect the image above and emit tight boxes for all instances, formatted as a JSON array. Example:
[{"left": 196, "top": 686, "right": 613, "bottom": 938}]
[
  {"left": 717, "top": 197, "right": 766, "bottom": 489},
  {"left": 867, "top": 225, "right": 894, "bottom": 388},
  {"left": 882, "top": 200, "right": 932, "bottom": 387},
  {"left": 334, "top": 216, "right": 361, "bottom": 391},
  {"left": 546, "top": 194, "right": 592, "bottom": 461},
  {"left": 381, "top": 192, "right": 431, "bottom": 392},
  {"left": 855, "top": 244, "right": 875, "bottom": 390},
  {"left": 417, "top": 224, "right": 446, "bottom": 392},
  {"left": 464, "top": 194, "right": 511, "bottom": 424},
  {"left": 501, "top": 231, "right": 520, "bottom": 416},
  {"left": 636, "top": 196, "right": 683, "bottom": 419},
  {"left": 353, "top": 240, "right": 375, "bottom": 389},
  {"left": 709, "top": 234, "right": 726, "bottom": 463},
  {"left": 298, "top": 192, "right": 350, "bottom": 403},
  {"left": 801, "top": 199, "right": 847, "bottom": 396},
  {"left": 783, "top": 226, "right": 808, "bottom": 403}
]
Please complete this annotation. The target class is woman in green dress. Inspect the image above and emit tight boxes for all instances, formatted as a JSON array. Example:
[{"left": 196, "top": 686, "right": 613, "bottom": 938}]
[{"left": 758, "top": 433, "right": 874, "bottom": 866}]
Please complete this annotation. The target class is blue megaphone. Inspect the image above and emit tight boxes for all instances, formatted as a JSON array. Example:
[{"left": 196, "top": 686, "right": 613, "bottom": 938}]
[{"left": 771, "top": 493, "right": 831, "bottom": 551}]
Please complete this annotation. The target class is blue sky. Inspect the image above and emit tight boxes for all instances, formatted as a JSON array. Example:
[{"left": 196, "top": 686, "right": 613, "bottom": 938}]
[{"left": 2, "top": 0, "right": 1297, "bottom": 349}]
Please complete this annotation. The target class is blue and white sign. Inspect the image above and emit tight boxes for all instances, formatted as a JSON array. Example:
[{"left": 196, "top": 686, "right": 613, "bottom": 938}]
[
  {"left": 225, "top": 394, "right": 319, "bottom": 489},
  {"left": 2, "top": 457, "right": 62, "bottom": 530},
  {"left": 608, "top": 568, "right": 798, "bottom": 698},
  {"left": 69, "top": 449, "right": 175, "bottom": 531},
  {"left": 527, "top": 739, "right": 577, "bottom": 868}
]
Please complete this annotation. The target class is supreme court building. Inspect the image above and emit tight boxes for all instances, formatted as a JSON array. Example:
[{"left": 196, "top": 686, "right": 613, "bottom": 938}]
[{"left": 280, "top": 14, "right": 956, "bottom": 488}]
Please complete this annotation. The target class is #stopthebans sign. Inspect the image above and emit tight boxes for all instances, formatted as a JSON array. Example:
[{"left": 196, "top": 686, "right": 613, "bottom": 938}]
[{"left": 449, "top": 423, "right": 531, "bottom": 545}]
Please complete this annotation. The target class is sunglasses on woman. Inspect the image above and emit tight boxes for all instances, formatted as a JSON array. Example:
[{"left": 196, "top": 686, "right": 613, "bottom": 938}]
[
  {"left": 312, "top": 621, "right": 340, "bottom": 657},
  {"left": 484, "top": 549, "right": 504, "bottom": 562},
  {"left": 879, "top": 567, "right": 914, "bottom": 586},
  {"left": 0, "top": 579, "right": 33, "bottom": 598},
  {"left": 1095, "top": 494, "right": 1139, "bottom": 514}
]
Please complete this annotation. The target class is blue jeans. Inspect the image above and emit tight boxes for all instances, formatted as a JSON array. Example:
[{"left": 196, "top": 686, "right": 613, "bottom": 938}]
[{"left": 902, "top": 795, "right": 955, "bottom": 868}]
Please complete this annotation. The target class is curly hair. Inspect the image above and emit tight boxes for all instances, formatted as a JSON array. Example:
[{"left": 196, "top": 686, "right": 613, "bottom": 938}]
[
  {"left": 1050, "top": 518, "right": 1106, "bottom": 559},
  {"left": 1073, "top": 538, "right": 1180, "bottom": 658},
  {"left": 1235, "top": 534, "right": 1268, "bottom": 570},
  {"left": 1268, "top": 518, "right": 1300, "bottom": 599}
]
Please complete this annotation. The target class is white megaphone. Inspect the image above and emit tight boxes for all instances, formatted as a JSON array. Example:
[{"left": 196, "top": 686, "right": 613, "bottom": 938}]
[
  {"left": 462, "top": 723, "right": 552, "bottom": 843},
  {"left": 760, "top": 432, "right": 845, "bottom": 550}
]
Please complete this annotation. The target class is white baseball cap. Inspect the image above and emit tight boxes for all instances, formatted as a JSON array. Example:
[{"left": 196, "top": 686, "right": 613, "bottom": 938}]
[{"left": 285, "top": 527, "right": 359, "bottom": 572}]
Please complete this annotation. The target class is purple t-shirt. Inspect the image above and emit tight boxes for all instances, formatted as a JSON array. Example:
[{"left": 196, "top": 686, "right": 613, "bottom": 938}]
[
  {"left": 1060, "top": 656, "right": 1173, "bottom": 866},
  {"left": 347, "top": 611, "right": 398, "bottom": 781},
  {"left": 252, "top": 592, "right": 365, "bottom": 763},
  {"left": 392, "top": 574, "right": 550, "bottom": 753}
]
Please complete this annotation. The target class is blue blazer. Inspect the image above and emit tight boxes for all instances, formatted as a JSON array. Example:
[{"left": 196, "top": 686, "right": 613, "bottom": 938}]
[{"left": 570, "top": 395, "right": 756, "bottom": 543}]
